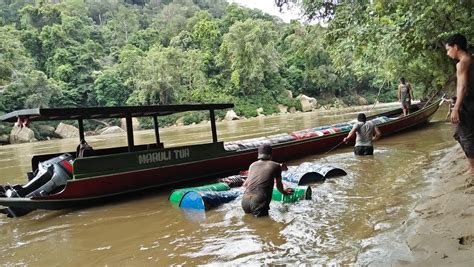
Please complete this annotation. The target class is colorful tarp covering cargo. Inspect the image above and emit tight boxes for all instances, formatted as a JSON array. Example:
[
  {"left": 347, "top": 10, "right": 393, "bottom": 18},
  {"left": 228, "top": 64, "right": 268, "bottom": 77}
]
[
  {"left": 272, "top": 186, "right": 311, "bottom": 203},
  {"left": 223, "top": 115, "right": 394, "bottom": 152},
  {"left": 168, "top": 182, "right": 230, "bottom": 204},
  {"left": 283, "top": 162, "right": 347, "bottom": 185},
  {"left": 179, "top": 190, "right": 241, "bottom": 210},
  {"left": 218, "top": 175, "right": 246, "bottom": 188}
]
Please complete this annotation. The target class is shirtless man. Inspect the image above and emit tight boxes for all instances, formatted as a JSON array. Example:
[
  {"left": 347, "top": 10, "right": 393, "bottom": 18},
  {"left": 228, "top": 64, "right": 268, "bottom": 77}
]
[
  {"left": 241, "top": 144, "right": 293, "bottom": 217},
  {"left": 445, "top": 34, "right": 474, "bottom": 174}
]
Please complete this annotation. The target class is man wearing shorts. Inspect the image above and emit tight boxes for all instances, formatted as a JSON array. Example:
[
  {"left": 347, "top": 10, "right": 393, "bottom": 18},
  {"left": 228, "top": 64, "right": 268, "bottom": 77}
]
[
  {"left": 241, "top": 144, "right": 293, "bottom": 217},
  {"left": 445, "top": 34, "right": 474, "bottom": 174}
]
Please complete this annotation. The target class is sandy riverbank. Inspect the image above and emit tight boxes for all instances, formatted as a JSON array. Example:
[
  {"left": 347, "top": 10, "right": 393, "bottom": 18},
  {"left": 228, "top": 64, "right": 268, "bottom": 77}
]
[{"left": 404, "top": 144, "right": 474, "bottom": 266}]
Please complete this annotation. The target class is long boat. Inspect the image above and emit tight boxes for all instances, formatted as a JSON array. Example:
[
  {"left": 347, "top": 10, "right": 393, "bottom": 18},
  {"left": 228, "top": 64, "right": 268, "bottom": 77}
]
[{"left": 0, "top": 99, "right": 442, "bottom": 217}]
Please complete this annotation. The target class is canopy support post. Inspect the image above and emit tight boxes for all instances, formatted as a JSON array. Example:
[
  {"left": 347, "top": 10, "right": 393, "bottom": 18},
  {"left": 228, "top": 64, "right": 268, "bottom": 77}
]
[
  {"left": 153, "top": 115, "right": 161, "bottom": 145},
  {"left": 126, "top": 114, "right": 134, "bottom": 152},
  {"left": 78, "top": 118, "right": 85, "bottom": 142},
  {"left": 210, "top": 109, "right": 218, "bottom": 143}
]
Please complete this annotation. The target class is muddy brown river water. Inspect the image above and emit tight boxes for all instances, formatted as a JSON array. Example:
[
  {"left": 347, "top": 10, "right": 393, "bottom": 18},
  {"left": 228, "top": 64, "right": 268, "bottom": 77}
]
[{"left": 0, "top": 103, "right": 455, "bottom": 265}]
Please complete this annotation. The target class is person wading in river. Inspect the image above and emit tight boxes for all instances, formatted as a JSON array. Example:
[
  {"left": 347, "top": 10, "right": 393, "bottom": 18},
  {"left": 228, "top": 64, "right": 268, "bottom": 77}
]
[
  {"left": 343, "top": 113, "right": 382, "bottom": 156},
  {"left": 445, "top": 33, "right": 474, "bottom": 175},
  {"left": 241, "top": 144, "right": 293, "bottom": 217}
]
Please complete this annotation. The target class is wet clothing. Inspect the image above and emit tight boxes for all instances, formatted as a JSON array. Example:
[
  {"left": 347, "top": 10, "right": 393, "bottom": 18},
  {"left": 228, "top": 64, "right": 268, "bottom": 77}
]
[
  {"left": 353, "top": 121, "right": 375, "bottom": 147},
  {"left": 354, "top": 146, "right": 374, "bottom": 156},
  {"left": 399, "top": 84, "right": 412, "bottom": 109},
  {"left": 351, "top": 121, "right": 376, "bottom": 156},
  {"left": 454, "top": 63, "right": 474, "bottom": 158},
  {"left": 242, "top": 160, "right": 282, "bottom": 216}
]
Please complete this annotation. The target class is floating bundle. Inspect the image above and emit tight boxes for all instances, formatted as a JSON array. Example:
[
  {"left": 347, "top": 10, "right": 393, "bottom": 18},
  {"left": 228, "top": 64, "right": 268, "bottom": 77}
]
[
  {"left": 283, "top": 162, "right": 347, "bottom": 185},
  {"left": 168, "top": 182, "right": 230, "bottom": 204},
  {"left": 219, "top": 175, "right": 246, "bottom": 188}
]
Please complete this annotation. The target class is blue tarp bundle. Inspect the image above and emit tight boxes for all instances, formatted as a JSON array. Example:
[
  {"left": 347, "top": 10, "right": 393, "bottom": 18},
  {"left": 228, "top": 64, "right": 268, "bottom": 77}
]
[{"left": 283, "top": 162, "right": 347, "bottom": 185}]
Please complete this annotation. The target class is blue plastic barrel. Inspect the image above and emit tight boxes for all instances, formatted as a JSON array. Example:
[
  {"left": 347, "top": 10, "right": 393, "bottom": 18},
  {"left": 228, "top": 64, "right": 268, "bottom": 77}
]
[{"left": 179, "top": 190, "right": 241, "bottom": 210}]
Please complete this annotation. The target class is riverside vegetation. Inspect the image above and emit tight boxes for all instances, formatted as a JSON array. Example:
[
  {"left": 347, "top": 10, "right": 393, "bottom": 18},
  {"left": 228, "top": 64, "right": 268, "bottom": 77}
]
[{"left": 0, "top": 0, "right": 472, "bottom": 141}]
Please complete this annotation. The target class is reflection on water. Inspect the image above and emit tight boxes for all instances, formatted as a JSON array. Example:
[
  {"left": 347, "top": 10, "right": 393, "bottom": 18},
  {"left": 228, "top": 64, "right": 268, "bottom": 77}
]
[{"left": 0, "top": 103, "right": 455, "bottom": 265}]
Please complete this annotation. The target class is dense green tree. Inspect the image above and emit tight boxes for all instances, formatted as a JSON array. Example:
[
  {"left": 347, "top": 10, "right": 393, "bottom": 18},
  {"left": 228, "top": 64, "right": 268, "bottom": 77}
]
[
  {"left": 151, "top": 1, "right": 199, "bottom": 46},
  {"left": 39, "top": 13, "right": 103, "bottom": 106},
  {"left": 0, "top": 25, "right": 33, "bottom": 86},
  {"left": 101, "top": 4, "right": 140, "bottom": 48},
  {"left": 92, "top": 69, "right": 129, "bottom": 106},
  {"left": 277, "top": 0, "right": 474, "bottom": 95},
  {"left": 127, "top": 46, "right": 206, "bottom": 105},
  {"left": 218, "top": 19, "right": 282, "bottom": 96},
  {"left": 0, "top": 70, "right": 60, "bottom": 110}
]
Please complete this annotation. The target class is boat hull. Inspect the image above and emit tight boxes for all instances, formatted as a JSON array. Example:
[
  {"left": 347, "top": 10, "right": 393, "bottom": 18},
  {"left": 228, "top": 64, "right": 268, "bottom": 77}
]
[{"left": 0, "top": 100, "right": 441, "bottom": 211}]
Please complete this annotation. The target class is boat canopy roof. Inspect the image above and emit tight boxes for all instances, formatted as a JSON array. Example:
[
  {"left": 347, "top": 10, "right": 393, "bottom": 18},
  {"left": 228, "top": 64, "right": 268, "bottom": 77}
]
[{"left": 0, "top": 103, "right": 234, "bottom": 123}]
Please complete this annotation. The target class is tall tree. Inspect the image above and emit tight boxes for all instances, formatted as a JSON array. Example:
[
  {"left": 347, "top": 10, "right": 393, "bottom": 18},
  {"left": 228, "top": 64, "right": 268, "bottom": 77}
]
[{"left": 218, "top": 19, "right": 282, "bottom": 96}]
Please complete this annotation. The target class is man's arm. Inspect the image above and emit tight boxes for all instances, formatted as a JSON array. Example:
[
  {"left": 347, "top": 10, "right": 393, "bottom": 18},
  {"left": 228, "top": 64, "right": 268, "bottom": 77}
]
[
  {"left": 343, "top": 125, "right": 357, "bottom": 143},
  {"left": 275, "top": 176, "right": 292, "bottom": 195},
  {"left": 398, "top": 85, "right": 401, "bottom": 101},
  {"left": 373, "top": 126, "right": 382, "bottom": 141},
  {"left": 451, "top": 61, "right": 469, "bottom": 124}
]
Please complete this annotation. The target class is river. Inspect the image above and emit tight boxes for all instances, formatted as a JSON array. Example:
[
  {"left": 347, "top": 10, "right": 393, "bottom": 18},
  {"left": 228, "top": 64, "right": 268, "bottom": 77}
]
[{"left": 0, "top": 103, "right": 454, "bottom": 265}]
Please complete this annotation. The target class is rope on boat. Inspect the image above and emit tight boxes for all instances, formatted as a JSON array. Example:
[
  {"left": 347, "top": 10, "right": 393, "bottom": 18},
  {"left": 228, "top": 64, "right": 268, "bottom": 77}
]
[
  {"left": 423, "top": 89, "right": 444, "bottom": 108},
  {"left": 368, "top": 80, "right": 386, "bottom": 111}
]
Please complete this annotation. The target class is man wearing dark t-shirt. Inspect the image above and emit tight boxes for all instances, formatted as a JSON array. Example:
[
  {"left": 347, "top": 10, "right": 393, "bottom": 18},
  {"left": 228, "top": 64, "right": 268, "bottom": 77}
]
[{"left": 241, "top": 144, "right": 293, "bottom": 217}]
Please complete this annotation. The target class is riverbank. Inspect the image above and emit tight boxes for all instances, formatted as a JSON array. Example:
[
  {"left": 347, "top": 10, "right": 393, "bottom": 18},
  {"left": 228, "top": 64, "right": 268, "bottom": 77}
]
[{"left": 405, "top": 144, "right": 474, "bottom": 266}]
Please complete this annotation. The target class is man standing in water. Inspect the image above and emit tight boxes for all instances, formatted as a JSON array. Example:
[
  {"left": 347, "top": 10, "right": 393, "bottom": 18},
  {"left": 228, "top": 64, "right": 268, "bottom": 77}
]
[
  {"left": 343, "top": 113, "right": 381, "bottom": 156},
  {"left": 242, "top": 144, "right": 293, "bottom": 217},
  {"left": 445, "top": 33, "right": 474, "bottom": 175}
]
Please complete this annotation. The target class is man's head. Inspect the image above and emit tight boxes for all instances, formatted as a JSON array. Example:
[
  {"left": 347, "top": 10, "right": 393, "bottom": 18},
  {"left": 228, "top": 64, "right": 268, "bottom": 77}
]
[
  {"left": 357, "top": 113, "right": 367, "bottom": 123},
  {"left": 258, "top": 144, "right": 272, "bottom": 160},
  {"left": 400, "top": 77, "right": 406, "bottom": 84},
  {"left": 445, "top": 34, "right": 468, "bottom": 59}
]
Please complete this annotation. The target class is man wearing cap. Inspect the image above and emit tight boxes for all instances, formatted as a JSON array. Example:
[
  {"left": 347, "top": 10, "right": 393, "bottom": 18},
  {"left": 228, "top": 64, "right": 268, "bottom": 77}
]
[{"left": 241, "top": 144, "right": 294, "bottom": 217}]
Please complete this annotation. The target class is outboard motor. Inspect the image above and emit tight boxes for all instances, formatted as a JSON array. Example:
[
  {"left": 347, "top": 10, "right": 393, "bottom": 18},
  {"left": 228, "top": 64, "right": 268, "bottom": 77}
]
[
  {"left": 5, "top": 153, "right": 73, "bottom": 198},
  {"left": 1, "top": 153, "right": 73, "bottom": 218}
]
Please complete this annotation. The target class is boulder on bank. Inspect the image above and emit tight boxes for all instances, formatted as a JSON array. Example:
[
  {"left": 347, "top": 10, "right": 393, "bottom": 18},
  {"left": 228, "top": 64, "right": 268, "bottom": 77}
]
[
  {"left": 175, "top": 116, "right": 185, "bottom": 126},
  {"left": 297, "top": 94, "right": 318, "bottom": 112},
  {"left": 278, "top": 104, "right": 288, "bottom": 113},
  {"left": 256, "top": 107, "right": 264, "bottom": 116},
  {"left": 55, "top": 122, "right": 79, "bottom": 139},
  {"left": 9, "top": 126, "right": 37, "bottom": 143},
  {"left": 358, "top": 96, "right": 369, "bottom": 105},
  {"left": 225, "top": 110, "right": 239, "bottom": 121},
  {"left": 120, "top": 117, "right": 140, "bottom": 131},
  {"left": 99, "top": 126, "right": 126, "bottom": 135}
]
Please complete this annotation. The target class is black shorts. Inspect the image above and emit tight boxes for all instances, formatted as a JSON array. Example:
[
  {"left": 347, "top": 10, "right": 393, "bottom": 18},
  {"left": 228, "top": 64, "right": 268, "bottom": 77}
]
[
  {"left": 354, "top": 146, "right": 374, "bottom": 156},
  {"left": 454, "top": 124, "right": 474, "bottom": 158},
  {"left": 241, "top": 192, "right": 270, "bottom": 217}
]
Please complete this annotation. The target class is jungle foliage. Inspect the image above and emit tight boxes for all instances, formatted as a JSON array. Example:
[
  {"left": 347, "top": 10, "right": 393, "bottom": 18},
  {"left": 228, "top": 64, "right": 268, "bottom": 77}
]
[{"left": 1, "top": 0, "right": 471, "bottom": 128}]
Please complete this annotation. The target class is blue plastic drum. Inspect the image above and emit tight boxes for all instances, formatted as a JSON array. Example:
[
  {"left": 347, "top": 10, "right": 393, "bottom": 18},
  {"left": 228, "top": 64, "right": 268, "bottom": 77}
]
[{"left": 179, "top": 190, "right": 241, "bottom": 210}]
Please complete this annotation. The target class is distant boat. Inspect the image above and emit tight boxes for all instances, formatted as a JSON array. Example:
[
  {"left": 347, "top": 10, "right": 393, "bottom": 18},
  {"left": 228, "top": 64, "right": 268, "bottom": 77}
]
[{"left": 0, "top": 99, "right": 441, "bottom": 217}]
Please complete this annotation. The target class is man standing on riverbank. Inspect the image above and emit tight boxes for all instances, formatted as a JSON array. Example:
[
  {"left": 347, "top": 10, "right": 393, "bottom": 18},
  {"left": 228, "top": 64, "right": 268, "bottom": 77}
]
[
  {"left": 241, "top": 144, "right": 293, "bottom": 217},
  {"left": 445, "top": 34, "right": 474, "bottom": 175}
]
